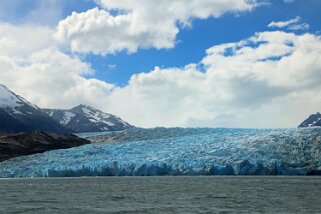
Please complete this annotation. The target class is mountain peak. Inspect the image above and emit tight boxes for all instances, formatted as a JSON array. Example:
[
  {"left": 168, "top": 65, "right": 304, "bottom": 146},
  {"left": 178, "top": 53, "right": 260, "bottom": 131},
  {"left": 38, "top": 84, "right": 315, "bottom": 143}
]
[
  {"left": 298, "top": 112, "right": 321, "bottom": 128},
  {"left": 0, "top": 84, "right": 38, "bottom": 110},
  {"left": 0, "top": 84, "right": 22, "bottom": 108},
  {"left": 73, "top": 104, "right": 96, "bottom": 111},
  {"left": 44, "top": 105, "right": 133, "bottom": 133},
  {"left": 0, "top": 84, "right": 8, "bottom": 89},
  {"left": 0, "top": 85, "right": 71, "bottom": 134},
  {"left": 75, "top": 104, "right": 89, "bottom": 108},
  {"left": 1, "top": 85, "right": 133, "bottom": 133}
]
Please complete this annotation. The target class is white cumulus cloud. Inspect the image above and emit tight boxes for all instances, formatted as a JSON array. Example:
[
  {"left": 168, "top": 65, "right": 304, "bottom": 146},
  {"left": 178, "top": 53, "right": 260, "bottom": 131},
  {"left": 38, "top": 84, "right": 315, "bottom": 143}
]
[
  {"left": 1, "top": 5, "right": 321, "bottom": 128},
  {"left": 268, "top": 16, "right": 300, "bottom": 28},
  {"left": 0, "top": 23, "right": 115, "bottom": 109},
  {"left": 2, "top": 22, "right": 321, "bottom": 128},
  {"left": 103, "top": 31, "right": 321, "bottom": 128},
  {"left": 0, "top": 23, "right": 53, "bottom": 58},
  {"left": 55, "top": 0, "right": 259, "bottom": 55},
  {"left": 268, "top": 16, "right": 309, "bottom": 31}
]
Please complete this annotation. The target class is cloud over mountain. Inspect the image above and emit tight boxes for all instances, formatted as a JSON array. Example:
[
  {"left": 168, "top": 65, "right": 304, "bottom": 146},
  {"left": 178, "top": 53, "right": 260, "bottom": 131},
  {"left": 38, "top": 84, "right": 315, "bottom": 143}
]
[
  {"left": 103, "top": 31, "right": 321, "bottom": 127},
  {"left": 0, "top": 23, "right": 114, "bottom": 109},
  {"left": 0, "top": 0, "right": 320, "bottom": 128}
]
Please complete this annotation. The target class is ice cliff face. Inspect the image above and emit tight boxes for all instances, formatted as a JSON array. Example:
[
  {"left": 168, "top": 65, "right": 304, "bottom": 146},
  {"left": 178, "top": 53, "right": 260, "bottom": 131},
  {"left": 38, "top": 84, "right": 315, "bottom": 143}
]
[
  {"left": 1, "top": 127, "right": 321, "bottom": 177},
  {"left": 43, "top": 105, "right": 133, "bottom": 133}
]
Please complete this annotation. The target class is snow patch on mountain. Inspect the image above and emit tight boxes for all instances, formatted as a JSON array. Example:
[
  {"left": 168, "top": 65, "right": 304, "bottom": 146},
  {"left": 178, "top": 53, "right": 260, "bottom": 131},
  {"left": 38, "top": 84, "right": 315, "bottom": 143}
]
[
  {"left": 48, "top": 111, "right": 54, "bottom": 117},
  {"left": 299, "top": 112, "right": 321, "bottom": 127},
  {"left": 308, "top": 117, "right": 321, "bottom": 127},
  {"left": 18, "top": 96, "right": 38, "bottom": 109},
  {"left": 0, "top": 85, "right": 38, "bottom": 110},
  {"left": 81, "top": 106, "right": 114, "bottom": 126},
  {"left": 43, "top": 104, "right": 133, "bottom": 133},
  {"left": 0, "top": 85, "right": 24, "bottom": 108},
  {"left": 60, "top": 111, "right": 76, "bottom": 125}
]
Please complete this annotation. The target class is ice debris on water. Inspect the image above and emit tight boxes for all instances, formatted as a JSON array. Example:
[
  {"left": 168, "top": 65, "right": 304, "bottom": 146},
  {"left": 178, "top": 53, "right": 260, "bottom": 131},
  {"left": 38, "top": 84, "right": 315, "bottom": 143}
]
[{"left": 1, "top": 127, "right": 321, "bottom": 177}]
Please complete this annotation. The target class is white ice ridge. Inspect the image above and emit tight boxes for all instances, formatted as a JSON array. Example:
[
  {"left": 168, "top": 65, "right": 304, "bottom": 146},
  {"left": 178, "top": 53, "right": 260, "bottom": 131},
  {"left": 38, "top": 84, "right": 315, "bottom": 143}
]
[{"left": 1, "top": 127, "right": 321, "bottom": 177}]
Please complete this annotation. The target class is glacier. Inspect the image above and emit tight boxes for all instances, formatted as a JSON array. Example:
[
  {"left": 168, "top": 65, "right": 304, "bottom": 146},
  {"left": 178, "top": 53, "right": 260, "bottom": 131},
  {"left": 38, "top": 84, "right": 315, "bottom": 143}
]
[{"left": 1, "top": 127, "right": 321, "bottom": 177}]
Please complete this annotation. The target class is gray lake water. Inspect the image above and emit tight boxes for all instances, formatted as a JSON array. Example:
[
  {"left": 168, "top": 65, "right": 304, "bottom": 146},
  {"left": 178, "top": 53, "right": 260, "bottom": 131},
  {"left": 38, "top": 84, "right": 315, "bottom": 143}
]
[{"left": 1, "top": 176, "right": 321, "bottom": 213}]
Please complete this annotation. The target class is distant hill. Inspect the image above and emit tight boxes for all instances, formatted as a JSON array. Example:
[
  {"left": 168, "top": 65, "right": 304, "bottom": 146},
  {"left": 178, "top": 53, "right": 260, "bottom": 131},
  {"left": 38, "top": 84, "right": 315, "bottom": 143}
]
[
  {"left": 0, "top": 85, "right": 71, "bottom": 134},
  {"left": 43, "top": 104, "right": 133, "bottom": 133},
  {"left": 298, "top": 112, "right": 321, "bottom": 128}
]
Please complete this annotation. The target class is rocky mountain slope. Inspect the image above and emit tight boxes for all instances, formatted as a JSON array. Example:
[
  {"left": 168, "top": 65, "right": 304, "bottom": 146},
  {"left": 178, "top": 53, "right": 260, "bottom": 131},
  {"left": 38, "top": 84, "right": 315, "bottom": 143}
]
[
  {"left": 0, "top": 85, "right": 71, "bottom": 134},
  {"left": 43, "top": 105, "right": 133, "bottom": 133},
  {"left": 298, "top": 112, "right": 321, "bottom": 127},
  {"left": 0, "top": 131, "right": 90, "bottom": 162}
]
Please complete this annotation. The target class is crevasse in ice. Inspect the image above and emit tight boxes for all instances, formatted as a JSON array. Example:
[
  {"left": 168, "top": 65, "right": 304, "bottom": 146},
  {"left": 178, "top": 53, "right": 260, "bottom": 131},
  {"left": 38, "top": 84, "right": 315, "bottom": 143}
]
[{"left": 1, "top": 127, "right": 321, "bottom": 177}]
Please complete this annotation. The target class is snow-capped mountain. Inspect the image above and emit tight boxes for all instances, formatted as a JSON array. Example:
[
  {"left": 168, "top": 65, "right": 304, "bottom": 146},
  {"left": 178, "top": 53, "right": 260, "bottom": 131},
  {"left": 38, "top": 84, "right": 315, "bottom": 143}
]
[
  {"left": 0, "top": 84, "right": 37, "bottom": 111},
  {"left": 0, "top": 84, "right": 71, "bottom": 133},
  {"left": 298, "top": 112, "right": 321, "bottom": 127},
  {"left": 43, "top": 104, "right": 133, "bottom": 133}
]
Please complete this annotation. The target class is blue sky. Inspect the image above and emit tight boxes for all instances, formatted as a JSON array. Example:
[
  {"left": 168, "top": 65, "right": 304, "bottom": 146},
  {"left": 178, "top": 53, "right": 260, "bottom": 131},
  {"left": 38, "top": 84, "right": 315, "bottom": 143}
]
[
  {"left": 2, "top": 0, "right": 320, "bottom": 86},
  {"left": 83, "top": 0, "right": 321, "bottom": 86},
  {"left": 0, "top": 0, "right": 321, "bottom": 128}
]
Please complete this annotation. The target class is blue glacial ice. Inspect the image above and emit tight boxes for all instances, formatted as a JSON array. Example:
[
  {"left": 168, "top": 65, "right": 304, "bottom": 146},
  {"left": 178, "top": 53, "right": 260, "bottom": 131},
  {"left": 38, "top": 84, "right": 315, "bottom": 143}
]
[{"left": 1, "top": 127, "right": 321, "bottom": 177}]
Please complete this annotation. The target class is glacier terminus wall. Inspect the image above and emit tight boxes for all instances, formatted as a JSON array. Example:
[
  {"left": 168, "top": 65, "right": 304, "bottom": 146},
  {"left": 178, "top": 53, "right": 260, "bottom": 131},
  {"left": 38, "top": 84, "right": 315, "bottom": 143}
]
[{"left": 1, "top": 128, "right": 321, "bottom": 177}]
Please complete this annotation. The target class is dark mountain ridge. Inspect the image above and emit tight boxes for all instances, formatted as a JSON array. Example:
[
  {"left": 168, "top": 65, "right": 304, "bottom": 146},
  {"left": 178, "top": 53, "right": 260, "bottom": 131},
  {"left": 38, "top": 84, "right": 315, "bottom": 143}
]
[
  {"left": 0, "top": 131, "right": 90, "bottom": 162},
  {"left": 298, "top": 112, "right": 321, "bottom": 128}
]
